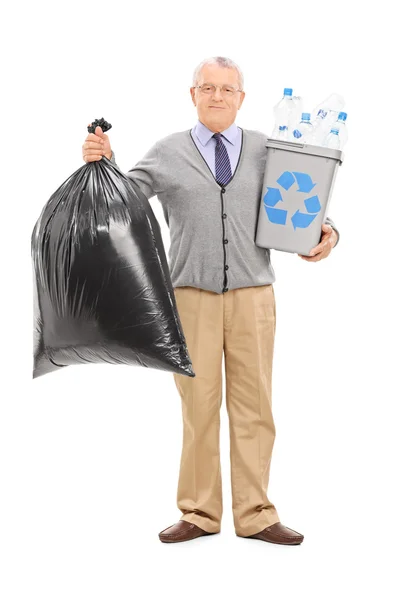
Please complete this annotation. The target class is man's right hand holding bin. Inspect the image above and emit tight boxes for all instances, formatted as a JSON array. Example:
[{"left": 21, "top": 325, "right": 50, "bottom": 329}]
[{"left": 82, "top": 124, "right": 112, "bottom": 163}]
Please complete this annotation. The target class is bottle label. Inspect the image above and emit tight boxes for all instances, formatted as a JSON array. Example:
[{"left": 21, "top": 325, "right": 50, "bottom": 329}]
[
  {"left": 293, "top": 129, "right": 302, "bottom": 139},
  {"left": 318, "top": 109, "right": 328, "bottom": 119}
]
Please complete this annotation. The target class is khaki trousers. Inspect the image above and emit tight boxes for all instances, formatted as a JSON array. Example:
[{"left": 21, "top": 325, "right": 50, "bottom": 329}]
[{"left": 172, "top": 284, "right": 280, "bottom": 537}]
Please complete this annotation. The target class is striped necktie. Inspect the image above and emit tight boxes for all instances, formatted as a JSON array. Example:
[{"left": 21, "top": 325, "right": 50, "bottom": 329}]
[{"left": 213, "top": 132, "right": 232, "bottom": 186}]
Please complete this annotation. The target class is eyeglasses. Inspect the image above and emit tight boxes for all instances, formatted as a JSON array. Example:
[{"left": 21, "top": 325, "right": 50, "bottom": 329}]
[{"left": 194, "top": 83, "right": 243, "bottom": 96}]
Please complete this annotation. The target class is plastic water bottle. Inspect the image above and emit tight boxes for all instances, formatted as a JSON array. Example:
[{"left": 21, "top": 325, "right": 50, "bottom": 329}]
[
  {"left": 275, "top": 125, "right": 289, "bottom": 141},
  {"left": 310, "top": 93, "right": 345, "bottom": 145},
  {"left": 272, "top": 88, "right": 300, "bottom": 139},
  {"left": 311, "top": 93, "right": 345, "bottom": 121},
  {"left": 309, "top": 109, "right": 331, "bottom": 145},
  {"left": 334, "top": 111, "right": 348, "bottom": 148},
  {"left": 292, "top": 113, "right": 314, "bottom": 143},
  {"left": 323, "top": 112, "right": 348, "bottom": 149},
  {"left": 324, "top": 127, "right": 340, "bottom": 149},
  {"left": 290, "top": 94, "right": 304, "bottom": 131}
]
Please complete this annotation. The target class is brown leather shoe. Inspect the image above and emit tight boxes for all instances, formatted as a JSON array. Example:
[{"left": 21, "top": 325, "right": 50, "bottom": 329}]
[
  {"left": 244, "top": 522, "right": 304, "bottom": 545},
  {"left": 159, "top": 520, "right": 218, "bottom": 543}
]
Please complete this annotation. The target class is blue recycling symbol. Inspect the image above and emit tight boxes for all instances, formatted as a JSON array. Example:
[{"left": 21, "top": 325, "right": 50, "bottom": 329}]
[{"left": 263, "top": 171, "right": 321, "bottom": 230}]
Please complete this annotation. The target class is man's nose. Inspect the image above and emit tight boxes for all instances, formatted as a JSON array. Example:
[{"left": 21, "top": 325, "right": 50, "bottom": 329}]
[{"left": 211, "top": 88, "right": 223, "bottom": 101}]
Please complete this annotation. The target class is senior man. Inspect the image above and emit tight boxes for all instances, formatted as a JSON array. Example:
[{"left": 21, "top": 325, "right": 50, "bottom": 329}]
[{"left": 82, "top": 56, "right": 339, "bottom": 546}]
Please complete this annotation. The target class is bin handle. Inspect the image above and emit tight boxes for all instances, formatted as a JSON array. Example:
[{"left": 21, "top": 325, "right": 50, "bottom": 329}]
[
  {"left": 265, "top": 138, "right": 304, "bottom": 149},
  {"left": 265, "top": 137, "right": 343, "bottom": 163}
]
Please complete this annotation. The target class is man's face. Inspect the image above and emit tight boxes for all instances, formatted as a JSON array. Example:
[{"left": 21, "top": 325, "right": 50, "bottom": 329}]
[{"left": 190, "top": 64, "right": 245, "bottom": 132}]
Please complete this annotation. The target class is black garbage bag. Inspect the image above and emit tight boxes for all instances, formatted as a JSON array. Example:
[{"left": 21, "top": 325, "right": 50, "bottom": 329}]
[{"left": 32, "top": 118, "right": 195, "bottom": 379}]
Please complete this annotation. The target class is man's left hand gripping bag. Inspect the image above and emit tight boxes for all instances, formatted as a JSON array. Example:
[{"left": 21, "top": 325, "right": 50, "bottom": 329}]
[{"left": 31, "top": 119, "right": 195, "bottom": 379}]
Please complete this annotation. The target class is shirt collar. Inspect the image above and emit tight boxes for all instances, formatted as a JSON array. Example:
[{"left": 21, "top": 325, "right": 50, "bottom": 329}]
[{"left": 194, "top": 119, "right": 239, "bottom": 147}]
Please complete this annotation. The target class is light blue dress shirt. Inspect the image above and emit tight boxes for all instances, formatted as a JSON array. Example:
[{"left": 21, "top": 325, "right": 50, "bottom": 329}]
[{"left": 190, "top": 119, "right": 243, "bottom": 176}]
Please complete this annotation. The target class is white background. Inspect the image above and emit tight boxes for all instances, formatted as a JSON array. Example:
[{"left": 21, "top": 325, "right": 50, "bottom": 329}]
[{"left": 1, "top": 1, "right": 399, "bottom": 598}]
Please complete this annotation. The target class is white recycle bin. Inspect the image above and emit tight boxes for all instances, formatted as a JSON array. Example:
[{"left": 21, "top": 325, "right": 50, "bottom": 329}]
[{"left": 255, "top": 139, "right": 344, "bottom": 256}]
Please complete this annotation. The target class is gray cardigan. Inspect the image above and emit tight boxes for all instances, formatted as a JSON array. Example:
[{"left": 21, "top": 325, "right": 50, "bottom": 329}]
[{"left": 110, "top": 127, "right": 339, "bottom": 295}]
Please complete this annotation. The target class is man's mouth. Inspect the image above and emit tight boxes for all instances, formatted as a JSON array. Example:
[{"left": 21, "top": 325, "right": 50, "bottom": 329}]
[{"left": 209, "top": 106, "right": 224, "bottom": 109}]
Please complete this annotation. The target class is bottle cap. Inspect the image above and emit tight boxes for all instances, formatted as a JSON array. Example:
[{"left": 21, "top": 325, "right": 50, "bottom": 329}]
[
  {"left": 283, "top": 88, "right": 293, "bottom": 96},
  {"left": 301, "top": 112, "right": 311, "bottom": 120},
  {"left": 338, "top": 111, "right": 347, "bottom": 121},
  {"left": 279, "top": 125, "right": 288, "bottom": 130}
]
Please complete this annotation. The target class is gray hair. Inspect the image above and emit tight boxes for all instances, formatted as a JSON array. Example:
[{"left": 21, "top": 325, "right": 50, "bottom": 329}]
[{"left": 192, "top": 56, "right": 244, "bottom": 90}]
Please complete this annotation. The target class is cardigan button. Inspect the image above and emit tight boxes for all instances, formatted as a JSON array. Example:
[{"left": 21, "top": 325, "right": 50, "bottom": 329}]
[
  {"left": 222, "top": 213, "right": 227, "bottom": 218},
  {"left": 225, "top": 265, "right": 229, "bottom": 270},
  {"left": 221, "top": 188, "right": 226, "bottom": 193},
  {"left": 223, "top": 287, "right": 228, "bottom": 292},
  {"left": 223, "top": 239, "right": 228, "bottom": 244}
]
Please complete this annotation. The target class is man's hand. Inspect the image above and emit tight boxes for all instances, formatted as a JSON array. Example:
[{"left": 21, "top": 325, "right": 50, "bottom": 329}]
[
  {"left": 298, "top": 223, "right": 338, "bottom": 262},
  {"left": 82, "top": 124, "right": 112, "bottom": 163}
]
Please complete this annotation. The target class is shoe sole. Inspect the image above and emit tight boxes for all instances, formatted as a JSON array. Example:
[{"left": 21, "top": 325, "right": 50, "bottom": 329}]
[
  {"left": 159, "top": 531, "right": 219, "bottom": 543},
  {"left": 237, "top": 534, "right": 303, "bottom": 545}
]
